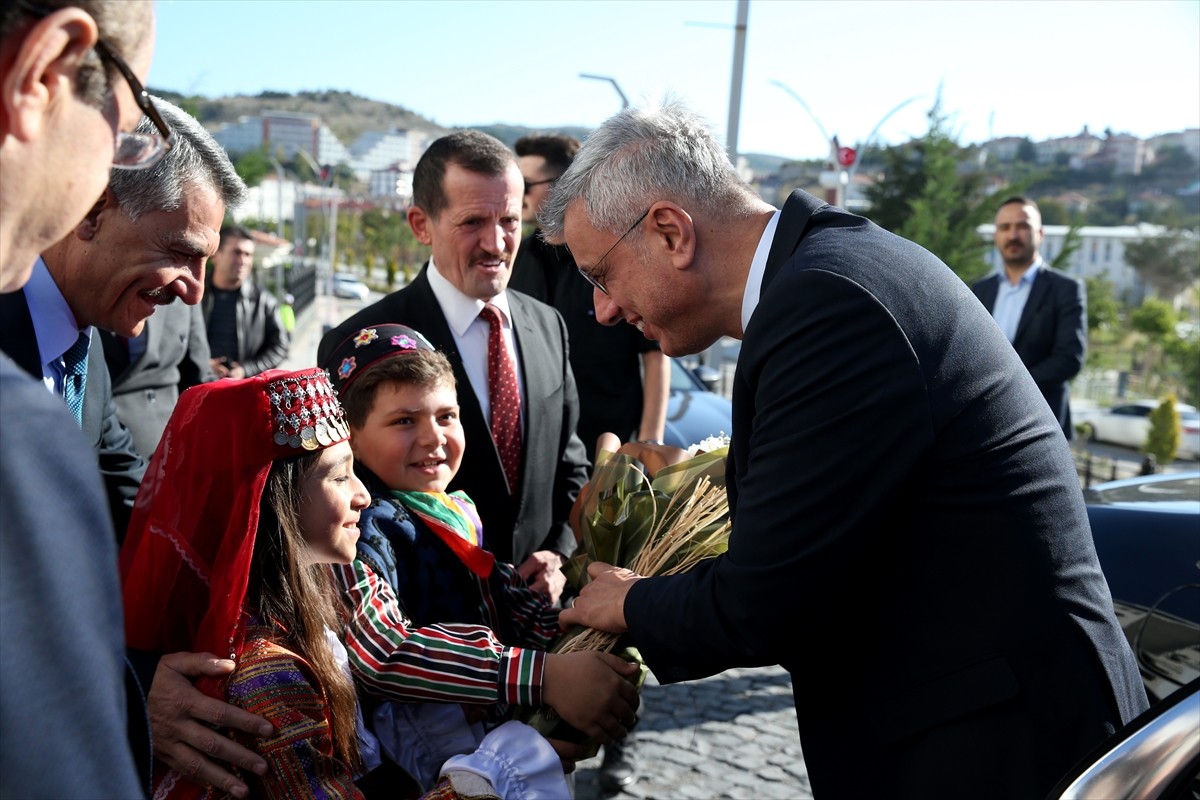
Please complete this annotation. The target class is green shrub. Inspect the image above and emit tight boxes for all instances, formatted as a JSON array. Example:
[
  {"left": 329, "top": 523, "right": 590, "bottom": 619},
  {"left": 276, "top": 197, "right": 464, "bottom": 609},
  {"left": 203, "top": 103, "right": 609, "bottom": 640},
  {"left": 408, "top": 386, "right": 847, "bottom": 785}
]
[{"left": 1144, "top": 394, "right": 1181, "bottom": 464}]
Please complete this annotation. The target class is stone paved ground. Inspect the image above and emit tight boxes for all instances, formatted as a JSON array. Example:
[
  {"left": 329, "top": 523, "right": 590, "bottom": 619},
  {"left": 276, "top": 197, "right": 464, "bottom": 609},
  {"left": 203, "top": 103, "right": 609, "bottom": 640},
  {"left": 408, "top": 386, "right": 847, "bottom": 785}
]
[{"left": 573, "top": 666, "right": 812, "bottom": 800}]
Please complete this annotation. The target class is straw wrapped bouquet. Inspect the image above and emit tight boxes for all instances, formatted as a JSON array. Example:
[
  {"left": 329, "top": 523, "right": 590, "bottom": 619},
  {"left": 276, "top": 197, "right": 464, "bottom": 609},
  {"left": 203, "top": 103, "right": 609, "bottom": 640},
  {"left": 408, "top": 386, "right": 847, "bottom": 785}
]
[{"left": 523, "top": 438, "right": 732, "bottom": 750}]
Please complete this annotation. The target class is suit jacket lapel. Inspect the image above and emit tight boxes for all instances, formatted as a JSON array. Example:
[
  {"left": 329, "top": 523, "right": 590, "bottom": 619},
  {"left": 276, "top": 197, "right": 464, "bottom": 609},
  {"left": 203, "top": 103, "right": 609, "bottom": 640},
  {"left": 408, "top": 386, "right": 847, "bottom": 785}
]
[
  {"left": 1014, "top": 270, "right": 1049, "bottom": 347},
  {"left": 508, "top": 293, "right": 543, "bottom": 488},
  {"left": 762, "top": 190, "right": 827, "bottom": 290},
  {"left": 0, "top": 290, "right": 42, "bottom": 378},
  {"left": 975, "top": 275, "right": 1000, "bottom": 312},
  {"left": 730, "top": 190, "right": 826, "bottom": 520}
]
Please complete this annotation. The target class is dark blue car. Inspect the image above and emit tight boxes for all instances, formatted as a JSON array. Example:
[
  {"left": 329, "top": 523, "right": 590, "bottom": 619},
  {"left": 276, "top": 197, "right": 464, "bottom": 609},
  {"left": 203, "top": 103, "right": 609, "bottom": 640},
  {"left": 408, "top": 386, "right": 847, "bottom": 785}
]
[{"left": 1086, "top": 471, "right": 1200, "bottom": 704}]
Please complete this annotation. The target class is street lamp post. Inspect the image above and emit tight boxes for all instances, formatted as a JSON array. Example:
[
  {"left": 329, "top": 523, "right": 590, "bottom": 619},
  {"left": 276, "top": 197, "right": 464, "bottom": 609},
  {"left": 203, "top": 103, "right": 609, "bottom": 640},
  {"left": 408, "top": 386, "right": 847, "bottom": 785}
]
[
  {"left": 295, "top": 146, "right": 339, "bottom": 275},
  {"left": 579, "top": 73, "right": 629, "bottom": 110},
  {"left": 267, "top": 156, "right": 286, "bottom": 300},
  {"left": 724, "top": 0, "right": 749, "bottom": 164},
  {"left": 770, "top": 79, "right": 921, "bottom": 208}
]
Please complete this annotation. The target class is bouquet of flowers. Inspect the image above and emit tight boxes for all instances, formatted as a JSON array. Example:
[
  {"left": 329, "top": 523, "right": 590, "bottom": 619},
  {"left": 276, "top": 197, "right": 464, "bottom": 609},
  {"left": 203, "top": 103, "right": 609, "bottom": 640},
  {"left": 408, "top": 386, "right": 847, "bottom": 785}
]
[{"left": 523, "top": 436, "right": 732, "bottom": 752}]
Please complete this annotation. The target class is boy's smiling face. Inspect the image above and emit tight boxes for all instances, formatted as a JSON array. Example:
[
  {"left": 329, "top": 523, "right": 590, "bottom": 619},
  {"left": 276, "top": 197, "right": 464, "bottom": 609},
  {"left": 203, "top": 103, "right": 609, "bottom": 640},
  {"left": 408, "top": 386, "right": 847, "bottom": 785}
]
[{"left": 350, "top": 378, "right": 464, "bottom": 493}]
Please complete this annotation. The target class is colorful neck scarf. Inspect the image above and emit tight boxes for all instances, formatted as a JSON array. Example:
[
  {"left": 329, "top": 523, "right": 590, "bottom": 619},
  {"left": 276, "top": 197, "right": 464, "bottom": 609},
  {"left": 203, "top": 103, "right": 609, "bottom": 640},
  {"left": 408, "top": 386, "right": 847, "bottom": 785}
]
[{"left": 391, "top": 490, "right": 495, "bottom": 578}]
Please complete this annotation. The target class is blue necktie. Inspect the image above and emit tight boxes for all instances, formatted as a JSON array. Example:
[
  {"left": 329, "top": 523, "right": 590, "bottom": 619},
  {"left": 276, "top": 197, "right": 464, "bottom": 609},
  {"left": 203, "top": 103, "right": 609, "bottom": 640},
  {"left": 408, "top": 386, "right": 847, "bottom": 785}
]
[{"left": 62, "top": 332, "right": 90, "bottom": 425}]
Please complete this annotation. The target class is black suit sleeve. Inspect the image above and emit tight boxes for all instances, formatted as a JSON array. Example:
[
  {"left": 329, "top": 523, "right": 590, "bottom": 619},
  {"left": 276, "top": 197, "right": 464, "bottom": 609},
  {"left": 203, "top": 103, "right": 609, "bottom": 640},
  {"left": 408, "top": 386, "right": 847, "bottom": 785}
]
[
  {"left": 87, "top": 331, "right": 146, "bottom": 543},
  {"left": 0, "top": 360, "right": 145, "bottom": 797},
  {"left": 625, "top": 270, "right": 932, "bottom": 680},
  {"left": 1024, "top": 274, "right": 1086, "bottom": 387}
]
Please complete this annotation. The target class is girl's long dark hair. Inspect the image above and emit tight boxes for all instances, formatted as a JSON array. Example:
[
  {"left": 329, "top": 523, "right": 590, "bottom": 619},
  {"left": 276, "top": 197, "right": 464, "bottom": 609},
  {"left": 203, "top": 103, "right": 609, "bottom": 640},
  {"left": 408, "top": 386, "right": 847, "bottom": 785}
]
[{"left": 246, "top": 453, "right": 361, "bottom": 773}]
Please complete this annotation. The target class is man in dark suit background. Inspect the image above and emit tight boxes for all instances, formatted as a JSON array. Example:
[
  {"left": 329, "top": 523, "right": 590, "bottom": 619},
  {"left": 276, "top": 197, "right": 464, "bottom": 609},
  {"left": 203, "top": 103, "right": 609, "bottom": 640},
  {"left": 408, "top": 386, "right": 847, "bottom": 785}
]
[
  {"left": 0, "top": 3, "right": 158, "bottom": 795},
  {"left": 551, "top": 102, "right": 1146, "bottom": 799},
  {"left": 101, "top": 301, "right": 215, "bottom": 459},
  {"left": 972, "top": 196, "right": 1086, "bottom": 438},
  {"left": 319, "top": 130, "right": 589, "bottom": 604}
]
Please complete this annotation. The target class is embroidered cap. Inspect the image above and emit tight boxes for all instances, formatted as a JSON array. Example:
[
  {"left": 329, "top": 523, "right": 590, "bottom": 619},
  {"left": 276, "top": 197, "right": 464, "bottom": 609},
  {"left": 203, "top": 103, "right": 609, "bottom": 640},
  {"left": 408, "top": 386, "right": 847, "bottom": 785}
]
[
  {"left": 267, "top": 369, "right": 349, "bottom": 452},
  {"left": 323, "top": 324, "right": 436, "bottom": 395}
]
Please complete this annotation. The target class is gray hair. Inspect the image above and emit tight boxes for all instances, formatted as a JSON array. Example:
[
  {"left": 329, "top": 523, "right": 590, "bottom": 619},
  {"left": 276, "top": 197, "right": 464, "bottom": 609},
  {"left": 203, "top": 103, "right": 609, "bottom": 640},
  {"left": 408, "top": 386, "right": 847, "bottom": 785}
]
[
  {"left": 539, "top": 99, "right": 750, "bottom": 239},
  {"left": 107, "top": 95, "right": 246, "bottom": 221}
]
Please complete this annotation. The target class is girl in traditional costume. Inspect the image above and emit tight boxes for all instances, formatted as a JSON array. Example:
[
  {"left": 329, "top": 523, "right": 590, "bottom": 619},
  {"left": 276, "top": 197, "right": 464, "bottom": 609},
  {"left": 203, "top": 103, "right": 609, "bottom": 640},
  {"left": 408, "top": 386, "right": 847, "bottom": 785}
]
[{"left": 121, "top": 368, "right": 574, "bottom": 799}]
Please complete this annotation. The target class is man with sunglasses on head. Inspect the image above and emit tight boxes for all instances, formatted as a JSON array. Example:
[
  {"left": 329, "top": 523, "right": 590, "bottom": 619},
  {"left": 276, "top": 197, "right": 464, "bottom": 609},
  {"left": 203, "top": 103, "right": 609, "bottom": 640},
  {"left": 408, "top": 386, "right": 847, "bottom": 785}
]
[{"left": 0, "top": 2, "right": 156, "bottom": 796}]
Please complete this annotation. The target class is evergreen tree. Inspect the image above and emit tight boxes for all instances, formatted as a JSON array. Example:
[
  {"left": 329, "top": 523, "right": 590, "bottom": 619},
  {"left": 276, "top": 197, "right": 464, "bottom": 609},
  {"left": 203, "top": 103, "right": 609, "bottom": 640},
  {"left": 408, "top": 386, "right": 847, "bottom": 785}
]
[{"left": 863, "top": 96, "right": 992, "bottom": 282}]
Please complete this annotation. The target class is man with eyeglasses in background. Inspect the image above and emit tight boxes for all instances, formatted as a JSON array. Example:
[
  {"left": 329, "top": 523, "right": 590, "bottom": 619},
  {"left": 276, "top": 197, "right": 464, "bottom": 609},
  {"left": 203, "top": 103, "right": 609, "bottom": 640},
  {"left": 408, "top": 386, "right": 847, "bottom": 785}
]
[
  {"left": 510, "top": 134, "right": 669, "bottom": 792},
  {"left": 510, "top": 134, "right": 668, "bottom": 464},
  {"left": 0, "top": 8, "right": 274, "bottom": 797}
]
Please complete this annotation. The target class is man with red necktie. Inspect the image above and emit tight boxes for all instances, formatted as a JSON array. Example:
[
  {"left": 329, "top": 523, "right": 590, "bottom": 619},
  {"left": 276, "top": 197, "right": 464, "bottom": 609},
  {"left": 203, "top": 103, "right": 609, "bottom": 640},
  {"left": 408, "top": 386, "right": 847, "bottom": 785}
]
[{"left": 319, "top": 130, "right": 589, "bottom": 605}]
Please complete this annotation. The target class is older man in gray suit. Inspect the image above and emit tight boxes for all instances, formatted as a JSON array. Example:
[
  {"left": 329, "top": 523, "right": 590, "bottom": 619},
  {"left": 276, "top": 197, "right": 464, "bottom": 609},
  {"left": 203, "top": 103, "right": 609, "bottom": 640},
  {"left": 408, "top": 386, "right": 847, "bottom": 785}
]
[{"left": 100, "top": 302, "right": 214, "bottom": 459}]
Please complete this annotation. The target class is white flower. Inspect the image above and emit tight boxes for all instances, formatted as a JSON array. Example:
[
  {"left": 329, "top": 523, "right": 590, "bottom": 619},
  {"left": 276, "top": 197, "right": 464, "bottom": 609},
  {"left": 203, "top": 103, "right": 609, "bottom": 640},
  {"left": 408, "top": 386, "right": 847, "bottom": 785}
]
[{"left": 686, "top": 433, "right": 730, "bottom": 457}]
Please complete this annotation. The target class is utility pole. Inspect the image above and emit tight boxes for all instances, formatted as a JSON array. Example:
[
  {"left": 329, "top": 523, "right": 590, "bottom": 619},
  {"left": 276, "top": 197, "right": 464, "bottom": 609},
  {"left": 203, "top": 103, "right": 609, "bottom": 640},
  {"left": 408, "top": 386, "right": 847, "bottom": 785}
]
[{"left": 725, "top": 0, "right": 749, "bottom": 164}]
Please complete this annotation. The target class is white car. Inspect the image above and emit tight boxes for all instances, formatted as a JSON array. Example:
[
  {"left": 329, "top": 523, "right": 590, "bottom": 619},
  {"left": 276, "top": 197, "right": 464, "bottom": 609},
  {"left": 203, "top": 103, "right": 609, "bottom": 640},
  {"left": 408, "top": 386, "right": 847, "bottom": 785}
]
[
  {"left": 331, "top": 273, "right": 370, "bottom": 301},
  {"left": 1088, "top": 400, "right": 1200, "bottom": 460}
]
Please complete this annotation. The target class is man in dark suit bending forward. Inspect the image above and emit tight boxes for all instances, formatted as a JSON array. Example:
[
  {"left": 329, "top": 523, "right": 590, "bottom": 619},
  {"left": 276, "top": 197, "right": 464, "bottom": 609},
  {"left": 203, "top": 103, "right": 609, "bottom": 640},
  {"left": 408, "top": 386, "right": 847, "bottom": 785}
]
[{"left": 551, "top": 101, "right": 1146, "bottom": 800}]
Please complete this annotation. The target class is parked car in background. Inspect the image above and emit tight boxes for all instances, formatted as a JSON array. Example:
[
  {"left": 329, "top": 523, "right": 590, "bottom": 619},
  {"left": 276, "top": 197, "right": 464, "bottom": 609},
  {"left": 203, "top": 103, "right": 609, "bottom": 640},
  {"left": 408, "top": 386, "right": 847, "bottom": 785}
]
[
  {"left": 1086, "top": 471, "right": 1200, "bottom": 705},
  {"left": 662, "top": 359, "right": 732, "bottom": 450},
  {"left": 1087, "top": 400, "right": 1200, "bottom": 460},
  {"left": 331, "top": 273, "right": 371, "bottom": 301}
]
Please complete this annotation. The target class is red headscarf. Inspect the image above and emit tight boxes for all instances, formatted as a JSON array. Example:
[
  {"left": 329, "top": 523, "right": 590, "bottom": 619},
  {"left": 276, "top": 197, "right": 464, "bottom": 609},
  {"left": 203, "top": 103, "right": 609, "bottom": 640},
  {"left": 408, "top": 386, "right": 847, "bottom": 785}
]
[{"left": 120, "top": 368, "right": 350, "bottom": 702}]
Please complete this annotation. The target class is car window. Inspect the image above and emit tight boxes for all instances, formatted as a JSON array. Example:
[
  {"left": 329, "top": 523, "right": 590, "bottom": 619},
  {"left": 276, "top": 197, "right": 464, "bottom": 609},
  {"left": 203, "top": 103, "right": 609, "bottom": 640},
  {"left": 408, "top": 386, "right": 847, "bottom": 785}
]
[{"left": 669, "top": 359, "right": 702, "bottom": 392}]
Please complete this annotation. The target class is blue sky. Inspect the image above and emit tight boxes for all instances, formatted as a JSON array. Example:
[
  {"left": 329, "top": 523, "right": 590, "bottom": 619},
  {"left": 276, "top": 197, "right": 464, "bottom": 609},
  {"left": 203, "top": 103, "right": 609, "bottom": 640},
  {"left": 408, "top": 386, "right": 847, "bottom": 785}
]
[{"left": 153, "top": 0, "right": 1200, "bottom": 161}]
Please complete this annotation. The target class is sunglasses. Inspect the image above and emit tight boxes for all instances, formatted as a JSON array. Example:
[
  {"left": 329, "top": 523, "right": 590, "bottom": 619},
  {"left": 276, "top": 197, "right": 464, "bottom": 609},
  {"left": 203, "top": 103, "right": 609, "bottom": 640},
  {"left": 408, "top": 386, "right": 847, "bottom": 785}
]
[{"left": 523, "top": 176, "right": 558, "bottom": 196}]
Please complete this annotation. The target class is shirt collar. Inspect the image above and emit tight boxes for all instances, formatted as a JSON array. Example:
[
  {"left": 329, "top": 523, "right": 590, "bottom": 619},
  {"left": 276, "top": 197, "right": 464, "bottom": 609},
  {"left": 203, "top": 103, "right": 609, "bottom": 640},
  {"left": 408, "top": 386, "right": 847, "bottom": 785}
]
[
  {"left": 25, "top": 257, "right": 91, "bottom": 370},
  {"left": 426, "top": 256, "right": 513, "bottom": 335},
  {"left": 1002, "top": 256, "right": 1043, "bottom": 288},
  {"left": 741, "top": 209, "right": 781, "bottom": 333}
]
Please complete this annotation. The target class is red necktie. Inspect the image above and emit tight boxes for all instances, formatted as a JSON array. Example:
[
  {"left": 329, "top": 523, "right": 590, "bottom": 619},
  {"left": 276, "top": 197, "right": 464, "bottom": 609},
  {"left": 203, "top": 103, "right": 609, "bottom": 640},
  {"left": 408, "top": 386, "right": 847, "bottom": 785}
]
[{"left": 480, "top": 304, "right": 522, "bottom": 492}]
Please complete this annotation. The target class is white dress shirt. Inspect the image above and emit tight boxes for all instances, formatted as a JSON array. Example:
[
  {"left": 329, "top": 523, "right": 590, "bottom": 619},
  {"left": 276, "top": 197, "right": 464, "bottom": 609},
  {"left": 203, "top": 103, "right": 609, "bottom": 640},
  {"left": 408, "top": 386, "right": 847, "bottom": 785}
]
[
  {"left": 741, "top": 209, "right": 782, "bottom": 334},
  {"left": 426, "top": 259, "right": 526, "bottom": 430},
  {"left": 992, "top": 258, "right": 1043, "bottom": 344}
]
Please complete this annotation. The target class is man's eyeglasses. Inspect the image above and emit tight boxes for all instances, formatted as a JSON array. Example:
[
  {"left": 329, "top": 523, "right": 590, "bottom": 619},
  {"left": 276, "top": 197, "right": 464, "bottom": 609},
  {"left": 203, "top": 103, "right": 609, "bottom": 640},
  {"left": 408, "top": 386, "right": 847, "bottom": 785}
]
[
  {"left": 577, "top": 208, "right": 649, "bottom": 295},
  {"left": 523, "top": 176, "right": 558, "bottom": 196},
  {"left": 92, "top": 40, "right": 173, "bottom": 170},
  {"left": 17, "top": 1, "right": 172, "bottom": 170}
]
